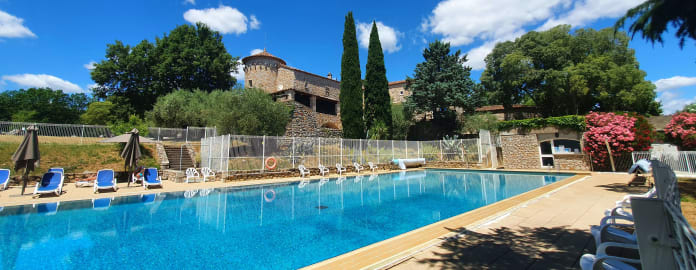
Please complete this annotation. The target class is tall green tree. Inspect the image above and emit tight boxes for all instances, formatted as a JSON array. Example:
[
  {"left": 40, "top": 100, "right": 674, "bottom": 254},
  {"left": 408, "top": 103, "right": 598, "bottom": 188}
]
[
  {"left": 615, "top": 0, "right": 696, "bottom": 48},
  {"left": 405, "top": 40, "right": 480, "bottom": 135},
  {"left": 0, "top": 88, "right": 89, "bottom": 123},
  {"left": 339, "top": 12, "right": 365, "bottom": 139},
  {"left": 481, "top": 25, "right": 662, "bottom": 116},
  {"left": 91, "top": 23, "right": 239, "bottom": 117},
  {"left": 364, "top": 21, "right": 392, "bottom": 139}
]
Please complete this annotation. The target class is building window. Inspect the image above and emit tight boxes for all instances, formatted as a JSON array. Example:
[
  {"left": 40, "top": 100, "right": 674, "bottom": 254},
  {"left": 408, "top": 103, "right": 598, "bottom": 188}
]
[
  {"left": 400, "top": 90, "right": 404, "bottom": 96},
  {"left": 248, "top": 80, "right": 253, "bottom": 87},
  {"left": 304, "top": 82, "right": 309, "bottom": 90},
  {"left": 325, "top": 87, "right": 330, "bottom": 97}
]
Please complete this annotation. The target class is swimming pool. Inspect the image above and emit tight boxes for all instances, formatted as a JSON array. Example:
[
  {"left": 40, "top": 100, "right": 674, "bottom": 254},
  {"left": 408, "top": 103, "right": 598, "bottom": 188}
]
[{"left": 0, "top": 169, "right": 572, "bottom": 269}]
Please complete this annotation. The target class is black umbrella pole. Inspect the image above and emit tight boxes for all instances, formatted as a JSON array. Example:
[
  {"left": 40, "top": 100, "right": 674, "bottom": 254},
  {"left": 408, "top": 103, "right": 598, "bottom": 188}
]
[{"left": 20, "top": 170, "right": 28, "bottom": 195}]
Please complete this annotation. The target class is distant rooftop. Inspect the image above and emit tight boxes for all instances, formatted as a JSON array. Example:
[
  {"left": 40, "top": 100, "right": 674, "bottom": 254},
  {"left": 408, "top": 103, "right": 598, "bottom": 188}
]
[{"left": 476, "top": 104, "right": 537, "bottom": 112}]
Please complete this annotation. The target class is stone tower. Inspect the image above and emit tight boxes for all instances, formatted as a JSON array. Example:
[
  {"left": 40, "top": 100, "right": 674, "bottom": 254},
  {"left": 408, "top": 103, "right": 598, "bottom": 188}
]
[{"left": 241, "top": 49, "right": 287, "bottom": 93}]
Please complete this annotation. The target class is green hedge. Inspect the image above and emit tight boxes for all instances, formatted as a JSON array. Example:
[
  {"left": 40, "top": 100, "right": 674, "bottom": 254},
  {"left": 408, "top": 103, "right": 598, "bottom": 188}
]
[{"left": 498, "top": 115, "right": 586, "bottom": 131}]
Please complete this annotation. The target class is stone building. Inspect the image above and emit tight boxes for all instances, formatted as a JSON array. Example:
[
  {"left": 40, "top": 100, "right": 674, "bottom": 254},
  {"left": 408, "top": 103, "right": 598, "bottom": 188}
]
[
  {"left": 499, "top": 127, "right": 590, "bottom": 171},
  {"left": 242, "top": 49, "right": 407, "bottom": 137},
  {"left": 242, "top": 50, "right": 342, "bottom": 137},
  {"left": 388, "top": 80, "right": 411, "bottom": 104},
  {"left": 475, "top": 105, "right": 540, "bottom": 121}
]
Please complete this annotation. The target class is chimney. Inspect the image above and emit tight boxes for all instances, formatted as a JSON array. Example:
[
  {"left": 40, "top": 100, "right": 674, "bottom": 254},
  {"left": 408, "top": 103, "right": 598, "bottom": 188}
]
[{"left": 327, "top": 72, "right": 332, "bottom": 80}]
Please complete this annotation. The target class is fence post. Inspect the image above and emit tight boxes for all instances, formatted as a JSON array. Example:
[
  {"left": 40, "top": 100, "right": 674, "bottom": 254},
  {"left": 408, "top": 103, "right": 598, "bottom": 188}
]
[
  {"left": 186, "top": 127, "right": 189, "bottom": 143},
  {"left": 391, "top": 140, "right": 395, "bottom": 160},
  {"left": 219, "top": 136, "right": 225, "bottom": 172},
  {"left": 292, "top": 137, "right": 296, "bottom": 168},
  {"left": 439, "top": 140, "right": 443, "bottom": 161},
  {"left": 340, "top": 138, "right": 343, "bottom": 165},
  {"left": 318, "top": 138, "right": 321, "bottom": 166},
  {"left": 460, "top": 139, "right": 465, "bottom": 161},
  {"left": 377, "top": 140, "right": 380, "bottom": 164},
  {"left": 80, "top": 124, "right": 85, "bottom": 144},
  {"left": 158, "top": 128, "right": 161, "bottom": 142},
  {"left": 360, "top": 139, "right": 363, "bottom": 164},
  {"left": 685, "top": 152, "right": 692, "bottom": 174},
  {"left": 261, "top": 135, "right": 266, "bottom": 172}
]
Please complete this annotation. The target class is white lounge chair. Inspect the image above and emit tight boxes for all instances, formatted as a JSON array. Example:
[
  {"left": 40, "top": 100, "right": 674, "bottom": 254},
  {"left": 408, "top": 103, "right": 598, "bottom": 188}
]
[
  {"left": 336, "top": 163, "right": 347, "bottom": 176},
  {"left": 318, "top": 164, "right": 330, "bottom": 176},
  {"left": 94, "top": 169, "right": 118, "bottom": 193},
  {"left": 368, "top": 162, "right": 378, "bottom": 172},
  {"left": 143, "top": 168, "right": 163, "bottom": 189},
  {"left": 298, "top": 165, "right": 311, "bottom": 178},
  {"left": 34, "top": 172, "right": 63, "bottom": 196},
  {"left": 185, "top": 168, "right": 200, "bottom": 183},
  {"left": 353, "top": 162, "right": 364, "bottom": 173},
  {"left": 201, "top": 167, "right": 215, "bottom": 182},
  {"left": 591, "top": 215, "right": 636, "bottom": 247},
  {"left": 0, "top": 169, "right": 9, "bottom": 190},
  {"left": 579, "top": 242, "right": 640, "bottom": 270}
]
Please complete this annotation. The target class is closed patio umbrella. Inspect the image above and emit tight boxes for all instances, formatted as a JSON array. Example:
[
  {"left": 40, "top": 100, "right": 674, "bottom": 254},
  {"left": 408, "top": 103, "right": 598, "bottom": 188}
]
[
  {"left": 11, "top": 126, "right": 40, "bottom": 195},
  {"left": 121, "top": 128, "right": 141, "bottom": 186}
]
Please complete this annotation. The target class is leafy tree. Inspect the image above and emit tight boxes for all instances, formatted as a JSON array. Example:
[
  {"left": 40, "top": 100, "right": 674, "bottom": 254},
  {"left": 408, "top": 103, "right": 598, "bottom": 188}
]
[
  {"left": 683, "top": 102, "right": 696, "bottom": 113},
  {"left": 0, "top": 88, "right": 89, "bottom": 123},
  {"left": 91, "top": 23, "right": 239, "bottom": 117},
  {"left": 148, "top": 88, "right": 291, "bottom": 136},
  {"left": 147, "top": 90, "right": 209, "bottom": 128},
  {"left": 391, "top": 104, "right": 411, "bottom": 140},
  {"left": 339, "top": 12, "right": 365, "bottom": 139},
  {"left": 110, "top": 115, "right": 150, "bottom": 135},
  {"left": 80, "top": 101, "right": 118, "bottom": 125},
  {"left": 207, "top": 88, "right": 292, "bottom": 136},
  {"left": 460, "top": 113, "right": 499, "bottom": 134},
  {"left": 615, "top": 0, "right": 696, "bottom": 48},
  {"left": 367, "top": 121, "right": 389, "bottom": 140},
  {"left": 481, "top": 25, "right": 661, "bottom": 117},
  {"left": 405, "top": 40, "right": 480, "bottom": 135},
  {"left": 364, "top": 21, "right": 392, "bottom": 138}
]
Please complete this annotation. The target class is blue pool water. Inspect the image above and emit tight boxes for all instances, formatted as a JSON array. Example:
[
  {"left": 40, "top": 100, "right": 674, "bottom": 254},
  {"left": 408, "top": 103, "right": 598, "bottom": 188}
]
[{"left": 0, "top": 169, "right": 571, "bottom": 269}]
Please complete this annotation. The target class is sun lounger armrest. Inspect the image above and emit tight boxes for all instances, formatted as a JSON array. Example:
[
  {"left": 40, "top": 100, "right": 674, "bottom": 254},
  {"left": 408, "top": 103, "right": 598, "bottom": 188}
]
[
  {"left": 593, "top": 255, "right": 641, "bottom": 268},
  {"left": 600, "top": 215, "right": 634, "bottom": 226},
  {"left": 597, "top": 242, "right": 639, "bottom": 255}
]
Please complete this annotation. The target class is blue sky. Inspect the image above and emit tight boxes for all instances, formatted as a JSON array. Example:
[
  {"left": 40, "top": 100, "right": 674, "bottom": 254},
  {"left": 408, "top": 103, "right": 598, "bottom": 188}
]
[{"left": 0, "top": 0, "right": 695, "bottom": 114}]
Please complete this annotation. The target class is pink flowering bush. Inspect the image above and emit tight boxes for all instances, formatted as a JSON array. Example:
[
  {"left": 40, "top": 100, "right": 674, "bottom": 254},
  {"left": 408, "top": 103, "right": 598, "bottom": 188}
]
[
  {"left": 665, "top": 112, "right": 696, "bottom": 150},
  {"left": 583, "top": 112, "right": 637, "bottom": 170}
]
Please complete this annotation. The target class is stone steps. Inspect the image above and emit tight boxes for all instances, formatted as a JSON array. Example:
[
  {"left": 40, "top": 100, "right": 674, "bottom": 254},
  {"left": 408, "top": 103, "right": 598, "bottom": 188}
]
[{"left": 163, "top": 145, "right": 195, "bottom": 170}]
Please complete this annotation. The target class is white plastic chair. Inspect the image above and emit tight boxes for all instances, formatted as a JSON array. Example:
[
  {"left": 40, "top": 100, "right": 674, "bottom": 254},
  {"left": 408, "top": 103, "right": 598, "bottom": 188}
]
[
  {"left": 353, "top": 162, "right": 364, "bottom": 173},
  {"left": 336, "top": 164, "right": 347, "bottom": 176},
  {"left": 185, "top": 168, "right": 200, "bottom": 183},
  {"left": 318, "top": 164, "right": 330, "bottom": 176},
  {"left": 591, "top": 215, "right": 636, "bottom": 247},
  {"left": 298, "top": 165, "right": 311, "bottom": 178},
  {"left": 579, "top": 242, "right": 640, "bottom": 270},
  {"left": 368, "top": 162, "right": 378, "bottom": 172},
  {"left": 201, "top": 167, "right": 215, "bottom": 182}
]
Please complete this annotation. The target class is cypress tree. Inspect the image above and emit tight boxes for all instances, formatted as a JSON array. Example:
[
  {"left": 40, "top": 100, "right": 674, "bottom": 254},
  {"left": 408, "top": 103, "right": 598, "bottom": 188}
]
[
  {"left": 364, "top": 21, "right": 392, "bottom": 138},
  {"left": 339, "top": 12, "right": 365, "bottom": 139}
]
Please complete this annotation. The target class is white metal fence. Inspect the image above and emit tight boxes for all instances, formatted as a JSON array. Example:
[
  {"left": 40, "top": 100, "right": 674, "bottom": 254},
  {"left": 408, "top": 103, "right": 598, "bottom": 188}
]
[
  {"left": 632, "top": 151, "right": 696, "bottom": 176},
  {"left": 0, "top": 121, "right": 113, "bottom": 144},
  {"left": 147, "top": 127, "right": 217, "bottom": 143},
  {"left": 200, "top": 135, "right": 481, "bottom": 172}
]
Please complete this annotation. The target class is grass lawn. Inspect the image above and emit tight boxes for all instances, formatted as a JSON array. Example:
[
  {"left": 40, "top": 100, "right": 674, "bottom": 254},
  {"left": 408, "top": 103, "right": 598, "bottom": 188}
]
[
  {"left": 679, "top": 178, "right": 696, "bottom": 226},
  {"left": 0, "top": 142, "right": 159, "bottom": 175}
]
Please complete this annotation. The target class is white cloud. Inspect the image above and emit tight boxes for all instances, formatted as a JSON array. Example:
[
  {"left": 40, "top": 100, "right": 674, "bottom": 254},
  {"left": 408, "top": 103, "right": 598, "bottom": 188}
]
[
  {"left": 356, "top": 21, "right": 403, "bottom": 53},
  {"left": 183, "top": 6, "right": 259, "bottom": 35},
  {"left": 423, "top": 0, "right": 643, "bottom": 70},
  {"left": 87, "top": 83, "right": 99, "bottom": 90},
  {"left": 0, "top": 10, "right": 36, "bottom": 38},
  {"left": 537, "top": 0, "right": 643, "bottom": 31},
  {"left": 657, "top": 91, "right": 696, "bottom": 115},
  {"left": 249, "top": 15, "right": 260, "bottom": 30},
  {"left": 654, "top": 76, "right": 696, "bottom": 92},
  {"left": 1, "top": 74, "right": 83, "bottom": 93},
  {"left": 184, "top": 0, "right": 195, "bottom": 5},
  {"left": 250, "top": 48, "right": 263, "bottom": 55},
  {"left": 231, "top": 60, "right": 245, "bottom": 82},
  {"left": 84, "top": 61, "right": 97, "bottom": 70}
]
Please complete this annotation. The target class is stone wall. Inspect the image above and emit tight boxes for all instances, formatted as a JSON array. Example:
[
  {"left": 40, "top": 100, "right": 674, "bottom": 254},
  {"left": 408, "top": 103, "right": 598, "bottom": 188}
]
[
  {"left": 388, "top": 82, "right": 411, "bottom": 104},
  {"left": 554, "top": 154, "right": 591, "bottom": 171},
  {"left": 242, "top": 57, "right": 280, "bottom": 93},
  {"left": 284, "top": 101, "right": 342, "bottom": 138},
  {"left": 156, "top": 143, "right": 169, "bottom": 169},
  {"left": 500, "top": 134, "right": 541, "bottom": 169}
]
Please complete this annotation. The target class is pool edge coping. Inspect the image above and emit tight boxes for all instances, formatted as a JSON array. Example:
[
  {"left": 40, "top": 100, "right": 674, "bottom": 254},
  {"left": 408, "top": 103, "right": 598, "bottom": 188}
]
[{"left": 303, "top": 172, "right": 589, "bottom": 270}]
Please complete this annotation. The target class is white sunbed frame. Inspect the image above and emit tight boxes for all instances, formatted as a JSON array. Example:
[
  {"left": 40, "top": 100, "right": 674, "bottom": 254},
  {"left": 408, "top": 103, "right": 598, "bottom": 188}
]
[
  {"left": 353, "top": 162, "right": 364, "bottom": 173},
  {"left": 298, "top": 165, "right": 311, "bottom": 178},
  {"left": 335, "top": 163, "right": 347, "bottom": 176},
  {"left": 33, "top": 172, "right": 64, "bottom": 196},
  {"left": 143, "top": 168, "right": 163, "bottom": 189},
  {"left": 0, "top": 169, "right": 9, "bottom": 190},
  {"left": 94, "top": 169, "right": 118, "bottom": 193}
]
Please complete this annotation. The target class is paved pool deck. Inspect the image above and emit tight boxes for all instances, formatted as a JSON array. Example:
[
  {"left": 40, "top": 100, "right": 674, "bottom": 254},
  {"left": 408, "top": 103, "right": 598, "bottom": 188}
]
[{"left": 384, "top": 172, "right": 645, "bottom": 270}]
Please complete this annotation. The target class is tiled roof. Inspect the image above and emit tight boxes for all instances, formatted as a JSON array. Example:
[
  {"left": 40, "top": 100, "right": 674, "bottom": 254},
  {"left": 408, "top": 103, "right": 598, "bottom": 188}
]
[
  {"left": 388, "top": 80, "right": 407, "bottom": 86},
  {"left": 241, "top": 49, "right": 287, "bottom": 65},
  {"left": 475, "top": 104, "right": 537, "bottom": 112},
  {"left": 648, "top": 115, "right": 673, "bottom": 131}
]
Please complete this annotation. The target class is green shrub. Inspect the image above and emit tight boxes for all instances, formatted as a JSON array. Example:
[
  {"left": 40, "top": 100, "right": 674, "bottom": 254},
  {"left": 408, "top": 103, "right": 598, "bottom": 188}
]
[{"left": 497, "top": 115, "right": 586, "bottom": 131}]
